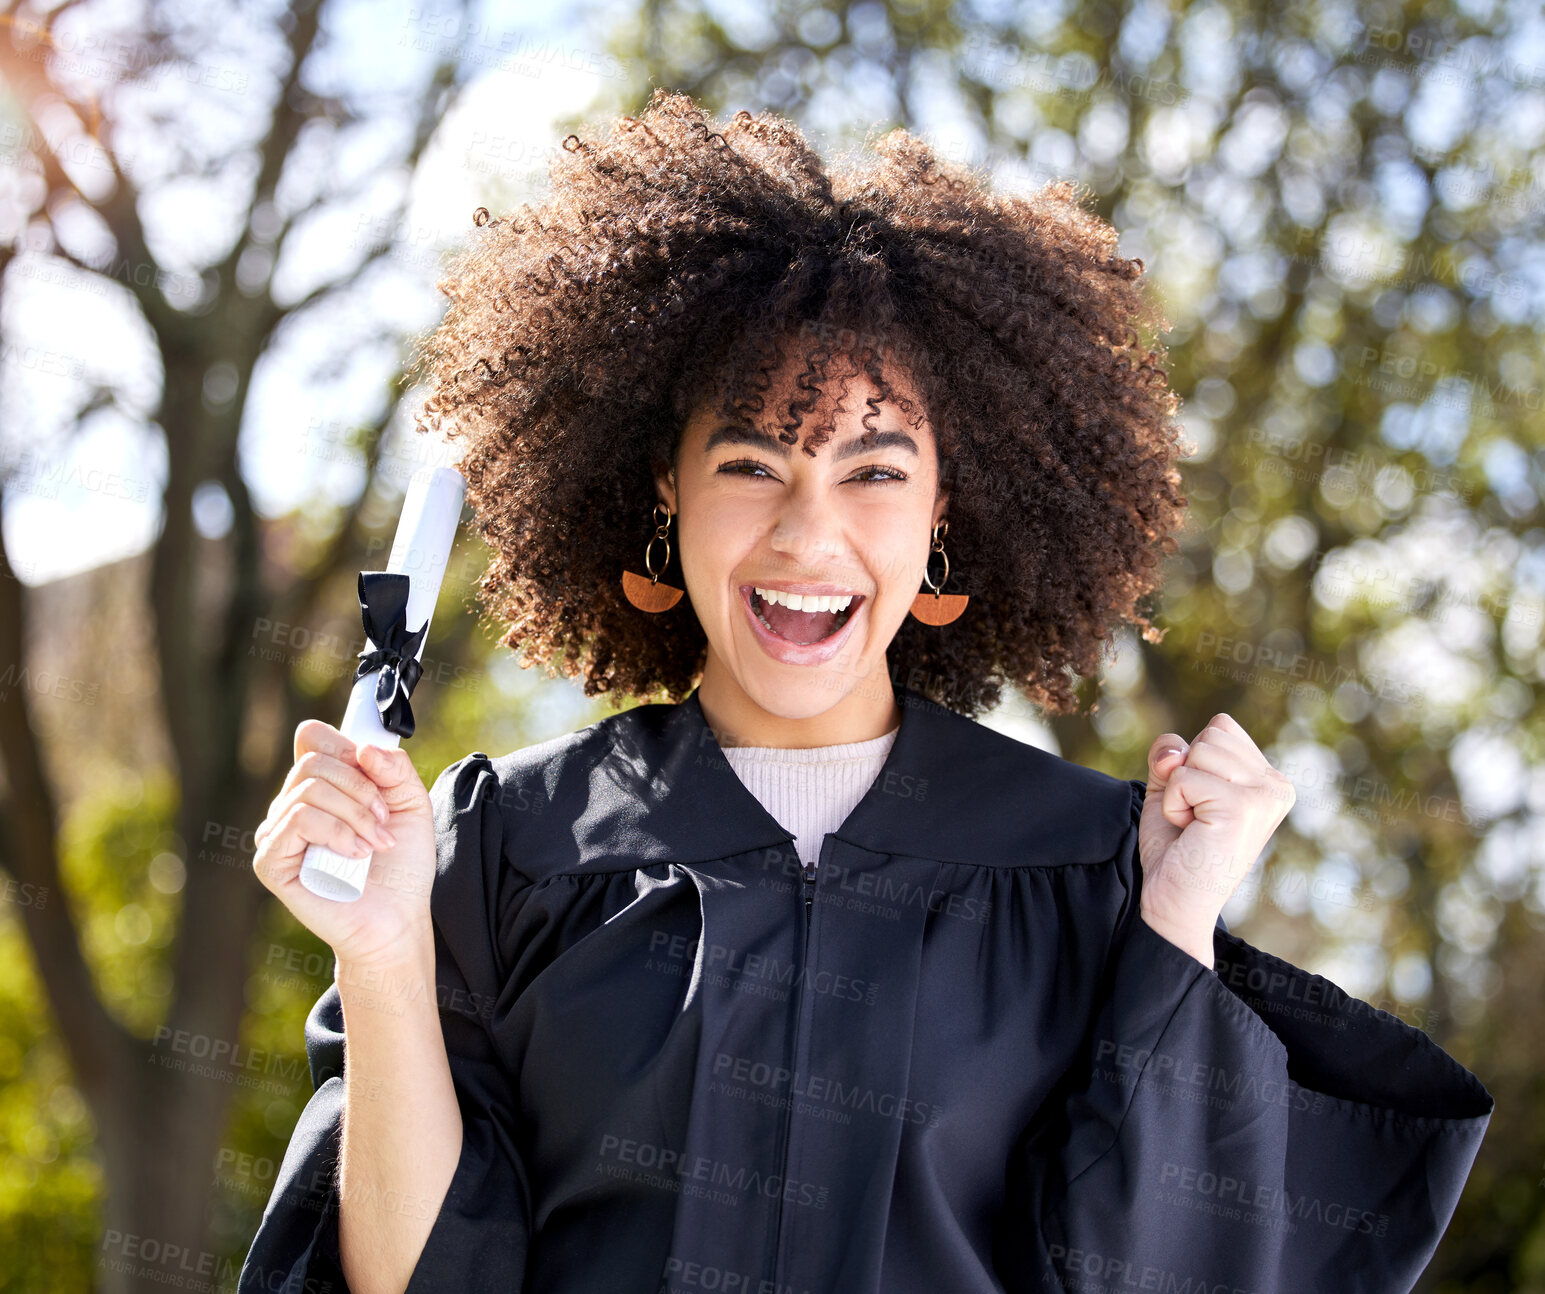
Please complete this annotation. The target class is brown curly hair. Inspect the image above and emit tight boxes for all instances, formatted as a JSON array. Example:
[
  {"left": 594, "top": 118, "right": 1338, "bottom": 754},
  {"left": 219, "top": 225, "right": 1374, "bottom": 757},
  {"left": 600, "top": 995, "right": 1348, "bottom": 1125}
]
[{"left": 408, "top": 88, "right": 1187, "bottom": 719}]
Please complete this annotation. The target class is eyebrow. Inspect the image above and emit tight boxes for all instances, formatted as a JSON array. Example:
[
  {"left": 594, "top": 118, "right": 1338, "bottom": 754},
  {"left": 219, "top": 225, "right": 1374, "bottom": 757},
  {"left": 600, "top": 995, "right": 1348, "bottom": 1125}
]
[{"left": 703, "top": 422, "right": 919, "bottom": 461}]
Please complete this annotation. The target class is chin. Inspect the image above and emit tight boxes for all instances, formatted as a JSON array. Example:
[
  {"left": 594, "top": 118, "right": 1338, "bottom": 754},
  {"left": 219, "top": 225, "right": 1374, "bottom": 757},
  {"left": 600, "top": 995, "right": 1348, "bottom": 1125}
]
[
  {"left": 738, "top": 669, "right": 860, "bottom": 721},
  {"left": 724, "top": 625, "right": 891, "bottom": 722}
]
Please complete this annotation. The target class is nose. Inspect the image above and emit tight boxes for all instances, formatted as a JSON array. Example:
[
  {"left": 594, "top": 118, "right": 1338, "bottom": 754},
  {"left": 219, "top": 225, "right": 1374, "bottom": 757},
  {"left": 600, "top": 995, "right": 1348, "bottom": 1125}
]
[{"left": 767, "top": 482, "right": 845, "bottom": 570}]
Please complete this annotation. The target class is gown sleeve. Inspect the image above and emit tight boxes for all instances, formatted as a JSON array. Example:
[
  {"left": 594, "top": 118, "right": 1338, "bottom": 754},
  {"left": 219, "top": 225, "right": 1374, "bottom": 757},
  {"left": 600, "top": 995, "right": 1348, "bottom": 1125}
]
[
  {"left": 997, "top": 777, "right": 1494, "bottom": 1294},
  {"left": 238, "top": 753, "right": 532, "bottom": 1294}
]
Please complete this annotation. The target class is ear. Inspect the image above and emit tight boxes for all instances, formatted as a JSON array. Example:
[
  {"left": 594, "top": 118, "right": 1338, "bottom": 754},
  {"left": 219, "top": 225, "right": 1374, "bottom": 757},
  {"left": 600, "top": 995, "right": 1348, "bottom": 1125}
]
[
  {"left": 653, "top": 463, "right": 678, "bottom": 513},
  {"left": 932, "top": 490, "right": 949, "bottom": 527}
]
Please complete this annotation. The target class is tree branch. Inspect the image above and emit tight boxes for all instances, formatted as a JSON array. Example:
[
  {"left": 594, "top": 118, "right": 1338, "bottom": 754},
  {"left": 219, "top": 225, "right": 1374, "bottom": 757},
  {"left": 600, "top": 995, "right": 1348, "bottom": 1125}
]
[{"left": 0, "top": 472, "right": 136, "bottom": 1098}]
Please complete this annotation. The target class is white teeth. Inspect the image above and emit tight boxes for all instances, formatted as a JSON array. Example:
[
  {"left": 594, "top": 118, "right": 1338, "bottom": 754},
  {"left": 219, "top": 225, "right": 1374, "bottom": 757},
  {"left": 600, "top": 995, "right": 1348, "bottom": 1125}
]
[{"left": 754, "top": 586, "right": 855, "bottom": 613}]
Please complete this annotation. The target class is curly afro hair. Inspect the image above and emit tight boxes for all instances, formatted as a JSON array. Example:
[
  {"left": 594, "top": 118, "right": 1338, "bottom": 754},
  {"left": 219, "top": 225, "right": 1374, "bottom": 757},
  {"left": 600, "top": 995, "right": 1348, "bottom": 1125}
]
[{"left": 409, "top": 88, "right": 1187, "bottom": 719}]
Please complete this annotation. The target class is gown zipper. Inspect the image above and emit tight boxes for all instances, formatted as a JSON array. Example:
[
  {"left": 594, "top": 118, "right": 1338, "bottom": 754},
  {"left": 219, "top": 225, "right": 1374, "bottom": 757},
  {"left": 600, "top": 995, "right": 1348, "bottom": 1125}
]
[{"left": 771, "top": 848, "right": 821, "bottom": 1290}]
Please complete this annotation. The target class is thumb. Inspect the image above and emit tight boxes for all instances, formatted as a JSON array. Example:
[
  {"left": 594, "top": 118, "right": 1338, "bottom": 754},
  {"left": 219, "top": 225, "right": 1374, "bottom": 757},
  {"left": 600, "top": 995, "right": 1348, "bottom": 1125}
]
[
  {"left": 1139, "top": 734, "right": 1192, "bottom": 865},
  {"left": 1146, "top": 734, "right": 1189, "bottom": 791}
]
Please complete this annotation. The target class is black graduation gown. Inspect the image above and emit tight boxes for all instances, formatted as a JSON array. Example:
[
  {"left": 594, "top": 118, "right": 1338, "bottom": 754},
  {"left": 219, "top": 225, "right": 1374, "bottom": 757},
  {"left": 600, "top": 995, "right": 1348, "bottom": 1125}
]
[{"left": 238, "top": 682, "right": 1493, "bottom": 1294}]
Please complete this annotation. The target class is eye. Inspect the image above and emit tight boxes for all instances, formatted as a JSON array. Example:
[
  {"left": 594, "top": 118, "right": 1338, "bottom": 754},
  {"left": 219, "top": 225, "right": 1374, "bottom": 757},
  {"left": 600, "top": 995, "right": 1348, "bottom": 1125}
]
[
  {"left": 716, "top": 458, "right": 908, "bottom": 484},
  {"left": 848, "top": 465, "right": 908, "bottom": 484},
  {"left": 718, "top": 457, "right": 778, "bottom": 479}
]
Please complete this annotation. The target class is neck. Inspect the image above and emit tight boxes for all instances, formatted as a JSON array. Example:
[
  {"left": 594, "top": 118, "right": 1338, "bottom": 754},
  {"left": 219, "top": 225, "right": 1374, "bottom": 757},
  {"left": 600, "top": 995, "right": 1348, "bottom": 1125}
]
[{"left": 696, "top": 653, "right": 901, "bottom": 749}]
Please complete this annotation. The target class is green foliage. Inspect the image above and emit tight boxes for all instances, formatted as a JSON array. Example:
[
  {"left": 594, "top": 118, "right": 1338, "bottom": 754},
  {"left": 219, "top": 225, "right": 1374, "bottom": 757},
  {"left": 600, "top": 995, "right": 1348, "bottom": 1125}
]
[
  {"left": 0, "top": 767, "right": 175, "bottom": 1293},
  {"left": 5, "top": 0, "right": 1544, "bottom": 1288},
  {"left": 56, "top": 770, "right": 183, "bottom": 1038}
]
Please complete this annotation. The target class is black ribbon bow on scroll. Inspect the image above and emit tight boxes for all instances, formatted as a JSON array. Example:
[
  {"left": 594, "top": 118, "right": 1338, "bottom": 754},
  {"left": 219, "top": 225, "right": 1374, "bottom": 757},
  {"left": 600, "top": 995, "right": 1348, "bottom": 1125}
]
[{"left": 352, "top": 571, "right": 428, "bottom": 739}]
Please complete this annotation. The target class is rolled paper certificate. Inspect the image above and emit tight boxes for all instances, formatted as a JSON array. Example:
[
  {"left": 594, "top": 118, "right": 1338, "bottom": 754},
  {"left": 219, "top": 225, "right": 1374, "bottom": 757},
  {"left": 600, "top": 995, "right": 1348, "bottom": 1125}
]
[{"left": 299, "top": 465, "right": 467, "bottom": 902}]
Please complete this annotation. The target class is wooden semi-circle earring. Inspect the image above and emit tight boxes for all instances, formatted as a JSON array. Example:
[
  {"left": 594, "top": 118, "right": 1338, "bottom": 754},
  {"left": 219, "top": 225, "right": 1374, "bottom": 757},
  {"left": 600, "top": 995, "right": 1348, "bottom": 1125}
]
[
  {"left": 621, "top": 502, "right": 685, "bottom": 612},
  {"left": 909, "top": 518, "right": 969, "bottom": 625}
]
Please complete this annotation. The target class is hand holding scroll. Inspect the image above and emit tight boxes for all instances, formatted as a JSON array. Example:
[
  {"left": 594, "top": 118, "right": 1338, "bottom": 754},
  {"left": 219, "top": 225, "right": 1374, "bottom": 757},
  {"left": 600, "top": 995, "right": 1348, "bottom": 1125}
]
[{"left": 252, "top": 719, "right": 437, "bottom": 971}]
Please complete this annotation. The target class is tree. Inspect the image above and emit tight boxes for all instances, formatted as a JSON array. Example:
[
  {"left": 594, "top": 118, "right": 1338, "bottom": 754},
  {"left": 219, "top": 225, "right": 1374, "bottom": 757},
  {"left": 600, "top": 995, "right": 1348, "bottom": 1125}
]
[
  {"left": 576, "top": 1, "right": 1545, "bottom": 1285},
  {"left": 4, "top": 0, "right": 1542, "bottom": 1286},
  {"left": 0, "top": 1, "right": 508, "bottom": 1287}
]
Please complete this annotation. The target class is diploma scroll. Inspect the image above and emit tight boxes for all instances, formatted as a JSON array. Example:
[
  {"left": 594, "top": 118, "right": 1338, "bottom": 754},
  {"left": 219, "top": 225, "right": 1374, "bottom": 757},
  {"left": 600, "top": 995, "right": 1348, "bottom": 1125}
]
[{"left": 298, "top": 465, "right": 467, "bottom": 902}]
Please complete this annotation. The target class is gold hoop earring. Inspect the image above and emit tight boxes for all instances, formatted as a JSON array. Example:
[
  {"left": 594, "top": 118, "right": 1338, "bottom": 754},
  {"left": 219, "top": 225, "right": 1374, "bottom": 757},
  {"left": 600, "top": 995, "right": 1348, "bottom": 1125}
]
[
  {"left": 909, "top": 518, "right": 969, "bottom": 625},
  {"left": 622, "top": 502, "right": 685, "bottom": 612}
]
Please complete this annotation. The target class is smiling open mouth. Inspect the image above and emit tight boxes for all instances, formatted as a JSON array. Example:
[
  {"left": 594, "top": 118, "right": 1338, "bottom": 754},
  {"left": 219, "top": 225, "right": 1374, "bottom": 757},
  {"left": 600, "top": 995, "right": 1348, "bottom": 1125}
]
[{"left": 747, "top": 587, "right": 861, "bottom": 646}]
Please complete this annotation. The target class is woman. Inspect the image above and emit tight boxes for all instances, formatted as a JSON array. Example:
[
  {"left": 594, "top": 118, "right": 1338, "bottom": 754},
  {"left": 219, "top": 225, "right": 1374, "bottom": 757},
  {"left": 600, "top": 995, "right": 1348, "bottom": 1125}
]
[{"left": 240, "top": 91, "right": 1491, "bottom": 1294}]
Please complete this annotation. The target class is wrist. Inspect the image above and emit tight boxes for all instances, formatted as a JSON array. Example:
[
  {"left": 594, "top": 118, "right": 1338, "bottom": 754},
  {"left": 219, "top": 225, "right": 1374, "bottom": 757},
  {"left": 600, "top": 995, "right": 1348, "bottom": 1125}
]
[
  {"left": 336, "top": 929, "right": 437, "bottom": 1003},
  {"left": 1139, "top": 905, "right": 1215, "bottom": 968}
]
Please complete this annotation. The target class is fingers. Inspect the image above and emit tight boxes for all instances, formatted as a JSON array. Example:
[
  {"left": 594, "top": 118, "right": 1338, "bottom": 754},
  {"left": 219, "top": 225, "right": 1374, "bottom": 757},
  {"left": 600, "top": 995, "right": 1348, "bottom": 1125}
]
[
  {"left": 1174, "top": 738, "right": 1260, "bottom": 785},
  {"left": 1186, "top": 714, "right": 1273, "bottom": 771},
  {"left": 281, "top": 724, "right": 371, "bottom": 805},
  {"left": 294, "top": 717, "right": 358, "bottom": 761},
  {"left": 293, "top": 718, "right": 358, "bottom": 769},
  {"left": 1161, "top": 763, "right": 1236, "bottom": 825},
  {"left": 289, "top": 722, "right": 424, "bottom": 805},
  {"left": 297, "top": 775, "right": 398, "bottom": 852},
  {"left": 260, "top": 748, "right": 389, "bottom": 847},
  {"left": 254, "top": 726, "right": 405, "bottom": 892},
  {"left": 355, "top": 742, "right": 419, "bottom": 793},
  {"left": 1161, "top": 760, "right": 1294, "bottom": 827},
  {"left": 253, "top": 801, "right": 378, "bottom": 890},
  {"left": 1147, "top": 716, "right": 1276, "bottom": 792}
]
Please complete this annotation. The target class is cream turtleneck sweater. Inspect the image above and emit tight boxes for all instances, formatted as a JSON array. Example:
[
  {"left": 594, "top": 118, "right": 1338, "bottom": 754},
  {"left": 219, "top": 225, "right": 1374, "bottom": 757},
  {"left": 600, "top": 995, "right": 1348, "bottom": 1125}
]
[{"left": 719, "top": 724, "right": 900, "bottom": 872}]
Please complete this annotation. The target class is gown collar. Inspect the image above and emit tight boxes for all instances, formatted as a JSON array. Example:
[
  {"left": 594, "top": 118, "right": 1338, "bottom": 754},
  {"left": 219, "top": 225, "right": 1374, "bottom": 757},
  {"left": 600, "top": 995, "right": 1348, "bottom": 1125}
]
[{"left": 594, "top": 679, "right": 1135, "bottom": 869}]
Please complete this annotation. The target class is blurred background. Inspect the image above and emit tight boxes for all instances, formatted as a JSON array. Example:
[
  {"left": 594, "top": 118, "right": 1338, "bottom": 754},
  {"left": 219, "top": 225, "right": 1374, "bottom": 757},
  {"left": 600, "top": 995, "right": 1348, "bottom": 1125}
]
[{"left": 0, "top": 0, "right": 1541, "bottom": 1288}]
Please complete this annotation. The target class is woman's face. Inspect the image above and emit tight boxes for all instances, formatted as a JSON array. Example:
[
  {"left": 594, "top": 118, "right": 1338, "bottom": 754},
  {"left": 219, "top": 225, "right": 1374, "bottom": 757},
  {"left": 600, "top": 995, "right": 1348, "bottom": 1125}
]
[{"left": 656, "top": 341, "right": 948, "bottom": 722}]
